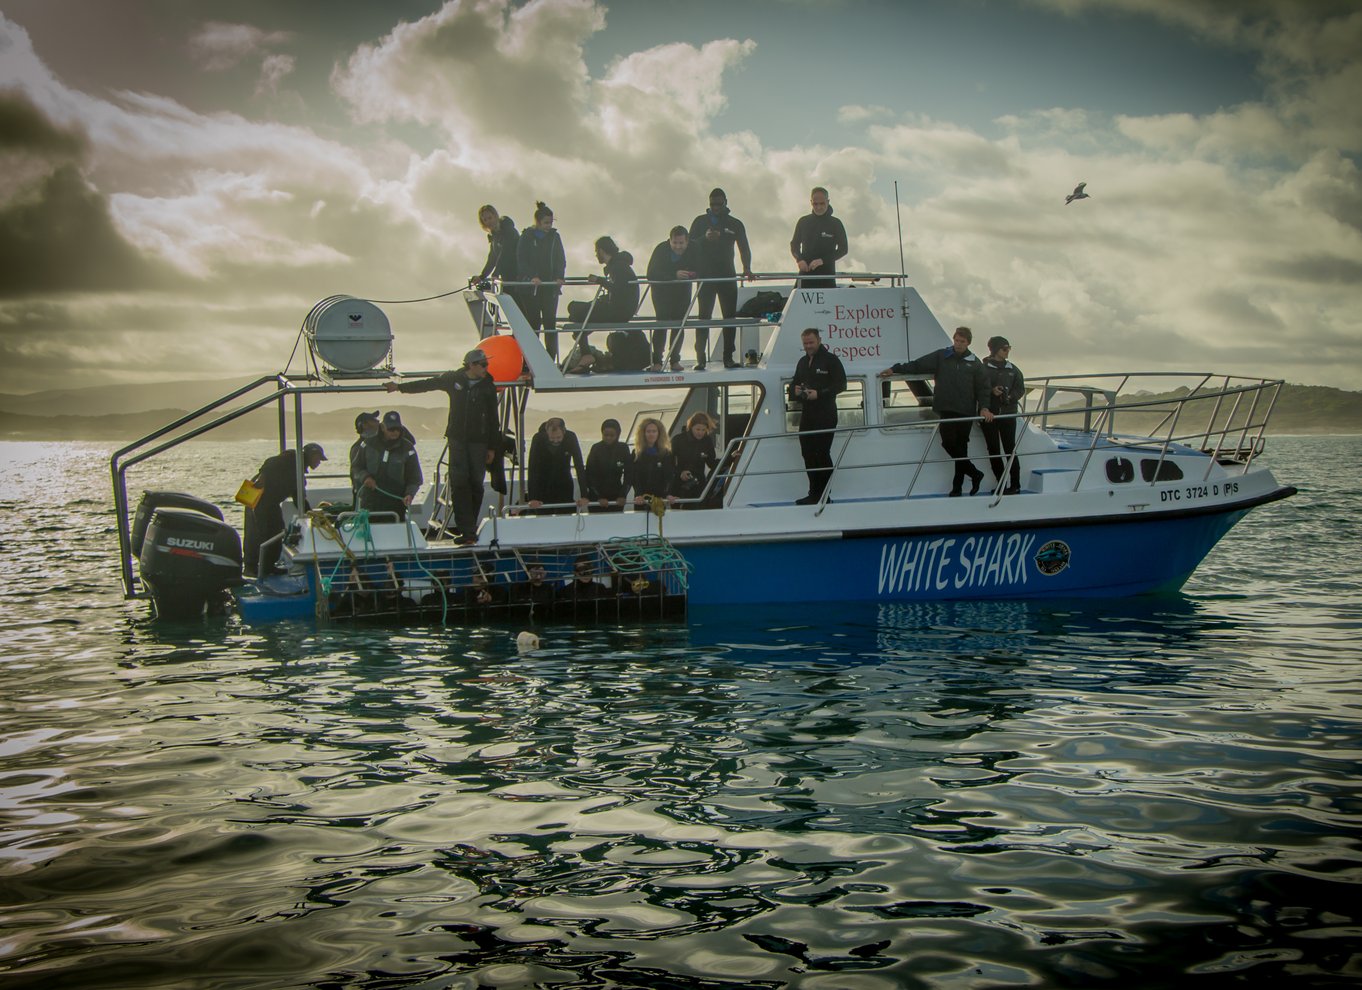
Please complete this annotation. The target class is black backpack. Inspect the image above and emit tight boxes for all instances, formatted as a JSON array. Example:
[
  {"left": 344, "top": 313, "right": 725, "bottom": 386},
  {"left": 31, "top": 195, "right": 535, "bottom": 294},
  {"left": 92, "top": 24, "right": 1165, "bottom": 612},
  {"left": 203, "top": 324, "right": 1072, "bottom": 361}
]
[{"left": 737, "top": 291, "right": 786, "bottom": 319}]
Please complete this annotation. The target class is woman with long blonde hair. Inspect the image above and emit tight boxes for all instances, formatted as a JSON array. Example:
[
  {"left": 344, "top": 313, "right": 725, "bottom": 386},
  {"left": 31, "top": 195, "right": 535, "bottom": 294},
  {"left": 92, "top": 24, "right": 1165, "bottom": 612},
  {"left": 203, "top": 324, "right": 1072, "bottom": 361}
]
[{"left": 631, "top": 417, "right": 675, "bottom": 508}]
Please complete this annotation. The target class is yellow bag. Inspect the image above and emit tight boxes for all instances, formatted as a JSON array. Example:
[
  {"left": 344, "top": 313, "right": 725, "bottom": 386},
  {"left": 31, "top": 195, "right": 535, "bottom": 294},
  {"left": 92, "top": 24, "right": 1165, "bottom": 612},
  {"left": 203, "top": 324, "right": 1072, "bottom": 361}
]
[{"left": 235, "top": 478, "right": 264, "bottom": 509}]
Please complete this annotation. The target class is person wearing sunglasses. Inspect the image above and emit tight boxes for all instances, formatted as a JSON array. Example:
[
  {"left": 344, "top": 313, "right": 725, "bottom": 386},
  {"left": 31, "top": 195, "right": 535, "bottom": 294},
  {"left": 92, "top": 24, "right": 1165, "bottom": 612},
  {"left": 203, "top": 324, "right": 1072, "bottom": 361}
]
[{"left": 385, "top": 348, "right": 498, "bottom": 545}]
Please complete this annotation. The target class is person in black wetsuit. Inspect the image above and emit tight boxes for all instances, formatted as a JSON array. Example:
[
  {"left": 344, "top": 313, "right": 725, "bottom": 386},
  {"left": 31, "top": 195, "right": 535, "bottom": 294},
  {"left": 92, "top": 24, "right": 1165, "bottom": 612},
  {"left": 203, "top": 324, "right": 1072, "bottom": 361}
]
[
  {"left": 981, "top": 335, "right": 1026, "bottom": 495},
  {"left": 789, "top": 186, "right": 848, "bottom": 289},
  {"left": 789, "top": 328, "right": 846, "bottom": 505},
  {"left": 348, "top": 410, "right": 380, "bottom": 506},
  {"left": 243, "top": 442, "right": 326, "bottom": 576},
  {"left": 631, "top": 417, "right": 675, "bottom": 510},
  {"left": 688, "top": 188, "right": 753, "bottom": 369},
  {"left": 475, "top": 204, "right": 520, "bottom": 292},
  {"left": 356, "top": 411, "right": 423, "bottom": 520},
  {"left": 526, "top": 417, "right": 587, "bottom": 514},
  {"left": 671, "top": 412, "right": 718, "bottom": 507},
  {"left": 878, "top": 326, "right": 996, "bottom": 497},
  {"left": 516, "top": 201, "right": 566, "bottom": 359},
  {"left": 584, "top": 418, "right": 632, "bottom": 512},
  {"left": 385, "top": 348, "right": 498, "bottom": 545},
  {"left": 646, "top": 225, "right": 700, "bottom": 371}
]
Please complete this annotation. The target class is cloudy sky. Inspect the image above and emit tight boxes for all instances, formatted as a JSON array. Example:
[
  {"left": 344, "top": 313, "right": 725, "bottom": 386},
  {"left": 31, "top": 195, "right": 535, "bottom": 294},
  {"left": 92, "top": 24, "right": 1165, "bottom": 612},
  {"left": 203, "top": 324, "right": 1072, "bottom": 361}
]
[{"left": 1, "top": 0, "right": 1359, "bottom": 396}]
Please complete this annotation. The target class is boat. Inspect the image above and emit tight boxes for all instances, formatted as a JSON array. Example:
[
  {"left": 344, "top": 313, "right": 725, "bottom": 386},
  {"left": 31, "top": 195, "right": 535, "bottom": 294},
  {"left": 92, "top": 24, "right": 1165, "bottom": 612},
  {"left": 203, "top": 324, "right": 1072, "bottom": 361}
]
[{"left": 110, "top": 271, "right": 1296, "bottom": 623}]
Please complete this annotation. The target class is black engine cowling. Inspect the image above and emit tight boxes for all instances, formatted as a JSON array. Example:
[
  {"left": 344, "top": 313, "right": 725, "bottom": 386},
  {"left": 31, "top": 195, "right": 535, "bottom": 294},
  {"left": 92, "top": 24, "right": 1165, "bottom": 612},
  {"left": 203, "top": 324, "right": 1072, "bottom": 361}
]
[
  {"left": 131, "top": 491, "right": 224, "bottom": 557},
  {"left": 139, "top": 507, "right": 242, "bottom": 619}
]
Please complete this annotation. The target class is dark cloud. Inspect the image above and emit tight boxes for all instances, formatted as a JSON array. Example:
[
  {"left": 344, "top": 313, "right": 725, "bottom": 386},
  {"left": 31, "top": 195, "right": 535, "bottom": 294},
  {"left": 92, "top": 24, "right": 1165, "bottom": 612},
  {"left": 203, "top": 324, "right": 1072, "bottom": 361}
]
[
  {"left": 0, "top": 163, "right": 177, "bottom": 297},
  {"left": 1263, "top": 253, "right": 1362, "bottom": 285},
  {"left": 0, "top": 86, "right": 86, "bottom": 155}
]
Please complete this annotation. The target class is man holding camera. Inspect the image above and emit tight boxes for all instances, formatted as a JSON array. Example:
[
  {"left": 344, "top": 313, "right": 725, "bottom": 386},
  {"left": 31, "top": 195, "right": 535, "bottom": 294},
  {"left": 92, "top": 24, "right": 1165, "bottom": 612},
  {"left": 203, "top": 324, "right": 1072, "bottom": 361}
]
[{"left": 789, "top": 327, "right": 846, "bottom": 505}]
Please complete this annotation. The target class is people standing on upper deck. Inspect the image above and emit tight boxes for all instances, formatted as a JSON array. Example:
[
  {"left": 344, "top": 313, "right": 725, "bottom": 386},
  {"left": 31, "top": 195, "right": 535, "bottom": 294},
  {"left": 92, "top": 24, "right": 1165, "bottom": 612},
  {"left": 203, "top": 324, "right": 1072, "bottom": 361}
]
[
  {"left": 475, "top": 205, "right": 520, "bottom": 293},
  {"left": 526, "top": 417, "right": 588, "bottom": 515},
  {"left": 790, "top": 186, "right": 848, "bottom": 289},
  {"left": 646, "top": 225, "right": 700, "bottom": 372},
  {"left": 789, "top": 328, "right": 847, "bottom": 505},
  {"left": 878, "top": 326, "right": 995, "bottom": 497},
  {"left": 516, "top": 201, "right": 566, "bottom": 359},
  {"left": 243, "top": 442, "right": 326, "bottom": 576},
  {"left": 356, "top": 411, "right": 424, "bottom": 521},
  {"left": 671, "top": 412, "right": 718, "bottom": 507},
  {"left": 631, "top": 417, "right": 676, "bottom": 509},
  {"left": 585, "top": 418, "right": 632, "bottom": 512},
  {"left": 689, "top": 188, "right": 753, "bottom": 369},
  {"left": 385, "top": 348, "right": 498, "bottom": 545},
  {"left": 981, "top": 336, "right": 1025, "bottom": 495}
]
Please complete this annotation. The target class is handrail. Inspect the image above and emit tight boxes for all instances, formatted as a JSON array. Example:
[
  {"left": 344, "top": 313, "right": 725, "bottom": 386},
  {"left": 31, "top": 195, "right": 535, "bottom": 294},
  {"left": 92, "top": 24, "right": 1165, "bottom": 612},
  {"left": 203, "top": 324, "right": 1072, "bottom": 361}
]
[{"left": 110, "top": 377, "right": 394, "bottom": 598}]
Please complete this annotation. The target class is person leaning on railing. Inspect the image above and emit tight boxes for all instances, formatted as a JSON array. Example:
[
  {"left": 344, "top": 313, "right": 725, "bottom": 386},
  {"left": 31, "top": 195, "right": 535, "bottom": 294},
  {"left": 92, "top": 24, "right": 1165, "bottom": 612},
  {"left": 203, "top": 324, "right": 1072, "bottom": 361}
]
[{"left": 878, "top": 326, "right": 995, "bottom": 497}]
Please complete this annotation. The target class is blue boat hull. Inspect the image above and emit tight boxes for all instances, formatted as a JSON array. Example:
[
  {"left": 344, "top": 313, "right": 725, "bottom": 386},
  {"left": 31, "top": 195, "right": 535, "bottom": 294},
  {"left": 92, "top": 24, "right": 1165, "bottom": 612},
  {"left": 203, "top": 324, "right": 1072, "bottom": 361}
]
[{"left": 681, "top": 507, "right": 1249, "bottom": 605}]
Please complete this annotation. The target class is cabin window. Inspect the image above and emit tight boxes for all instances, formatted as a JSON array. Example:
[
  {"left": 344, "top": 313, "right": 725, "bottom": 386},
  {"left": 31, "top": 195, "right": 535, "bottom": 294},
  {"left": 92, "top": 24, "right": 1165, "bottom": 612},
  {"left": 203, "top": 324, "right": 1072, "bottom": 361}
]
[
  {"left": 1140, "top": 458, "right": 1184, "bottom": 482},
  {"left": 1106, "top": 457, "right": 1134, "bottom": 483},
  {"left": 880, "top": 376, "right": 934, "bottom": 424}
]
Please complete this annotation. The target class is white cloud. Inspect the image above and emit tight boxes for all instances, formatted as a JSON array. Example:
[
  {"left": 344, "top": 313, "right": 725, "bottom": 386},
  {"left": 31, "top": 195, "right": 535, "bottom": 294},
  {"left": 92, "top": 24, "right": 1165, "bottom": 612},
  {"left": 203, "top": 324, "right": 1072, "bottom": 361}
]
[
  {"left": 1, "top": 2, "right": 1360, "bottom": 393},
  {"left": 255, "top": 53, "right": 296, "bottom": 97},
  {"left": 189, "top": 21, "right": 293, "bottom": 72}
]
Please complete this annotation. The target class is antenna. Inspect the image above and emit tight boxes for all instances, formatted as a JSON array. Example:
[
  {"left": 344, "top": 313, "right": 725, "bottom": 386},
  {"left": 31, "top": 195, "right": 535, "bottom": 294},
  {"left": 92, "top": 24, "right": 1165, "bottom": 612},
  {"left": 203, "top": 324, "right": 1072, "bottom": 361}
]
[{"left": 894, "top": 181, "right": 906, "bottom": 278}]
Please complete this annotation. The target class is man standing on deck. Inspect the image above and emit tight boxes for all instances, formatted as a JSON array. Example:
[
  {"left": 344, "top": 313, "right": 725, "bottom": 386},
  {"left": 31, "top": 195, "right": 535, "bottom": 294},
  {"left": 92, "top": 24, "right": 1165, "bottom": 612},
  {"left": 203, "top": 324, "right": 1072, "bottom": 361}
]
[
  {"left": 689, "top": 188, "right": 753, "bottom": 369},
  {"left": 878, "top": 327, "right": 995, "bottom": 497},
  {"left": 789, "top": 328, "right": 846, "bottom": 505},
  {"left": 385, "top": 349, "right": 498, "bottom": 545},
  {"left": 790, "top": 186, "right": 848, "bottom": 289}
]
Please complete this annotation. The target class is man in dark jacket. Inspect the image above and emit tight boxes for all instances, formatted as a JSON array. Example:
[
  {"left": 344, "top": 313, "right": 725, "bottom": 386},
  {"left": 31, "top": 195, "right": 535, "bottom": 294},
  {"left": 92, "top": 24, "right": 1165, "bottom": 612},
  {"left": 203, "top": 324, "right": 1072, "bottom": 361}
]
[
  {"left": 584, "top": 418, "right": 632, "bottom": 511},
  {"left": 879, "top": 326, "right": 995, "bottom": 496},
  {"left": 689, "top": 188, "right": 753, "bottom": 369},
  {"left": 790, "top": 186, "right": 848, "bottom": 289},
  {"left": 789, "top": 328, "right": 846, "bottom": 504},
  {"left": 243, "top": 442, "right": 326, "bottom": 576},
  {"left": 348, "top": 410, "right": 380, "bottom": 505},
  {"left": 526, "top": 417, "right": 588, "bottom": 514},
  {"left": 386, "top": 348, "right": 498, "bottom": 544},
  {"left": 981, "top": 335, "right": 1025, "bottom": 495},
  {"left": 646, "top": 226, "right": 700, "bottom": 371},
  {"left": 356, "top": 411, "right": 424, "bottom": 520}
]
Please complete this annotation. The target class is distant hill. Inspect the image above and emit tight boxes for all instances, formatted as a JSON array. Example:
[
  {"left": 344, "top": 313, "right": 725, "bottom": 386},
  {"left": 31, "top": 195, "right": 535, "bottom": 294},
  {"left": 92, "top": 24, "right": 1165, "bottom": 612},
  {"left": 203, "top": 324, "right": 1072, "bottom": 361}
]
[{"left": 0, "top": 380, "right": 1356, "bottom": 442}]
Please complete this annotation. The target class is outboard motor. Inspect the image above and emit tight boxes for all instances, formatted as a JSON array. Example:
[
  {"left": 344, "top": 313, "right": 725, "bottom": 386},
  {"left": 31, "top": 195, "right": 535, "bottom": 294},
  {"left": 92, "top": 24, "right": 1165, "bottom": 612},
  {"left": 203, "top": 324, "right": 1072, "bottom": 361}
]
[
  {"left": 138, "top": 507, "right": 242, "bottom": 619},
  {"left": 131, "top": 491, "right": 223, "bottom": 557}
]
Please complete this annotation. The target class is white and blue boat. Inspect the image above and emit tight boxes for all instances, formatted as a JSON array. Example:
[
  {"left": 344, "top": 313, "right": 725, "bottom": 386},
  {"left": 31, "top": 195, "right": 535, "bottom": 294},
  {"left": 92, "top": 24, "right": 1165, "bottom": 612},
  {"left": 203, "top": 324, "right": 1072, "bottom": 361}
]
[{"left": 111, "top": 271, "right": 1295, "bottom": 623}]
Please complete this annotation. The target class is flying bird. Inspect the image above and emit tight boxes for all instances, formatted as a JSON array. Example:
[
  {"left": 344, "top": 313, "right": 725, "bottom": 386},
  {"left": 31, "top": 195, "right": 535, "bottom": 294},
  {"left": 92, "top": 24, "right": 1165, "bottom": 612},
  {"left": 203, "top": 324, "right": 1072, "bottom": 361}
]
[{"left": 1065, "top": 182, "right": 1089, "bottom": 205}]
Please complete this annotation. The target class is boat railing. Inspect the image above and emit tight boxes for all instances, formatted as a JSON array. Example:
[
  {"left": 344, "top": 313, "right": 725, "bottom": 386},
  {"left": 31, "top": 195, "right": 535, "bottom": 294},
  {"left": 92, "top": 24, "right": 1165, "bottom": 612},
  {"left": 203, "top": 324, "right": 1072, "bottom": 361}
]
[
  {"left": 109, "top": 375, "right": 393, "bottom": 598},
  {"left": 707, "top": 373, "right": 1284, "bottom": 509}
]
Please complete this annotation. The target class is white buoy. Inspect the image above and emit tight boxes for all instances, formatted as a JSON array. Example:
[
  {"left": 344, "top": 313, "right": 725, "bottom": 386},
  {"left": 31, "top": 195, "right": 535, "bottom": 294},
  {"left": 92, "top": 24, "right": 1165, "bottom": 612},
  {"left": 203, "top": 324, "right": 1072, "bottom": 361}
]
[{"left": 516, "top": 631, "right": 540, "bottom": 652}]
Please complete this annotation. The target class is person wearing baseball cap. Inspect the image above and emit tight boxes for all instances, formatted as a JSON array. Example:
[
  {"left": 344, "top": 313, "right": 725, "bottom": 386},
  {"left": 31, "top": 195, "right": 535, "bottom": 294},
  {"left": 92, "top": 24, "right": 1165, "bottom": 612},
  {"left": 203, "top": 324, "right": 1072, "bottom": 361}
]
[
  {"left": 243, "top": 442, "right": 326, "bottom": 576},
  {"left": 385, "top": 349, "right": 497, "bottom": 544},
  {"left": 355, "top": 409, "right": 423, "bottom": 521},
  {"left": 348, "top": 411, "right": 381, "bottom": 504}
]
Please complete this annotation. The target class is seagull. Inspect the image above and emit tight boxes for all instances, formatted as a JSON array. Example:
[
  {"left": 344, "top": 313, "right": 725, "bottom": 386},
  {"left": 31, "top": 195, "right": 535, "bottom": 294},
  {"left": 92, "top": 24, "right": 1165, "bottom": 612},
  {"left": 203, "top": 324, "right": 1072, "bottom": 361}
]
[{"left": 1065, "top": 181, "right": 1089, "bottom": 205}]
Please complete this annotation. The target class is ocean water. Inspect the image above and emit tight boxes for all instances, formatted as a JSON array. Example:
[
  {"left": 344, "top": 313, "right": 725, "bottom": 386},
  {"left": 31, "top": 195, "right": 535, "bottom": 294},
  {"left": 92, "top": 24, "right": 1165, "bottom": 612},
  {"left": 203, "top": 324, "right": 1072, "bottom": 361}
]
[{"left": 0, "top": 436, "right": 1359, "bottom": 989}]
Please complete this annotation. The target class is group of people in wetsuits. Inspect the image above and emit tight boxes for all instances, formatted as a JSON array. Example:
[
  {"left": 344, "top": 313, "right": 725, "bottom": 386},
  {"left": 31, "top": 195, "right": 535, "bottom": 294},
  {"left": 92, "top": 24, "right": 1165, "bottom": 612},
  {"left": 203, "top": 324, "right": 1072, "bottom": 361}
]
[
  {"left": 522, "top": 413, "right": 721, "bottom": 515},
  {"left": 476, "top": 186, "right": 848, "bottom": 372},
  {"left": 787, "top": 325, "right": 1026, "bottom": 505}
]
